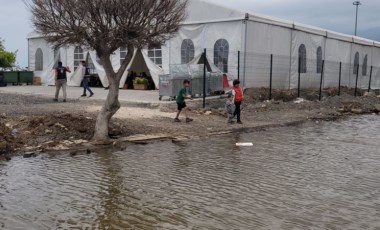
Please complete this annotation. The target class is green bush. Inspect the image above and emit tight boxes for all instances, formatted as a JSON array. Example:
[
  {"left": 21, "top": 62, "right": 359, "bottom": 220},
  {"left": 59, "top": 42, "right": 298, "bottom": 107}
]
[{"left": 133, "top": 77, "right": 148, "bottom": 85}]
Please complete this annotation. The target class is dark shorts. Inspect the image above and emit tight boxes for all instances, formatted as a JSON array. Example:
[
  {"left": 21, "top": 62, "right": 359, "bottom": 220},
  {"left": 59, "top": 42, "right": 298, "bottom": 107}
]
[{"left": 177, "top": 102, "right": 187, "bottom": 111}]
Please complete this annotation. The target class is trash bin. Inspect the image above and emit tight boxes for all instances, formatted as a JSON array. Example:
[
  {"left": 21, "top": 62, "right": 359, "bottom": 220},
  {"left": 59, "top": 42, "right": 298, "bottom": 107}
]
[
  {"left": 19, "top": 71, "right": 34, "bottom": 85},
  {"left": 3, "top": 72, "right": 18, "bottom": 85},
  {"left": 0, "top": 72, "right": 6, "bottom": 87}
]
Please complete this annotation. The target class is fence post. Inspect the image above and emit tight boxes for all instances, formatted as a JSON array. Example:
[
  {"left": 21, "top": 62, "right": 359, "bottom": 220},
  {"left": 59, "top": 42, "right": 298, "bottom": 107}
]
[
  {"left": 298, "top": 57, "right": 301, "bottom": 98},
  {"left": 203, "top": 48, "right": 207, "bottom": 108},
  {"left": 354, "top": 64, "right": 359, "bottom": 97},
  {"left": 237, "top": 51, "right": 240, "bottom": 81},
  {"left": 368, "top": 66, "right": 373, "bottom": 93},
  {"left": 269, "top": 54, "right": 273, "bottom": 100},
  {"left": 319, "top": 60, "right": 325, "bottom": 101},
  {"left": 338, "top": 62, "right": 342, "bottom": 96}
]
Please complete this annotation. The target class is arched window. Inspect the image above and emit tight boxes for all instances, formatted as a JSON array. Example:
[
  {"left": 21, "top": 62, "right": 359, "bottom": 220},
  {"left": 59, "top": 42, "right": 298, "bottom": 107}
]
[
  {"left": 181, "top": 39, "right": 195, "bottom": 64},
  {"left": 316, "top": 46, "right": 323, "bottom": 74},
  {"left": 353, "top": 52, "right": 359, "bottom": 74},
  {"left": 120, "top": 47, "right": 127, "bottom": 65},
  {"left": 74, "top": 46, "right": 84, "bottom": 70},
  {"left": 35, "top": 48, "right": 43, "bottom": 71},
  {"left": 148, "top": 45, "right": 162, "bottom": 68},
  {"left": 362, "top": 54, "right": 368, "bottom": 76},
  {"left": 214, "top": 39, "right": 229, "bottom": 73},
  {"left": 298, "top": 44, "right": 307, "bottom": 73}
]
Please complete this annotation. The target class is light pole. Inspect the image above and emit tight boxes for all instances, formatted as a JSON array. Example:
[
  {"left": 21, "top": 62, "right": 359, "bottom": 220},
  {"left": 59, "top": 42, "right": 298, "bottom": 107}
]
[{"left": 353, "top": 1, "right": 362, "bottom": 36}]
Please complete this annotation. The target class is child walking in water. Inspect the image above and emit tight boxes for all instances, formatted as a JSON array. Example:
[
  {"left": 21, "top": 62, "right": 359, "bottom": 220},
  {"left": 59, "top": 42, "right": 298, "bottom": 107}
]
[
  {"left": 232, "top": 79, "right": 244, "bottom": 124},
  {"left": 174, "top": 79, "right": 193, "bottom": 123},
  {"left": 225, "top": 93, "right": 236, "bottom": 124}
]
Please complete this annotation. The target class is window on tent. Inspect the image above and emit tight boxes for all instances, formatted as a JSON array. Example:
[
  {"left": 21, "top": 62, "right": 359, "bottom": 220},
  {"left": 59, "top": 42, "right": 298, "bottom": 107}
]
[
  {"left": 316, "top": 46, "right": 323, "bottom": 74},
  {"left": 353, "top": 52, "right": 359, "bottom": 74},
  {"left": 120, "top": 47, "right": 127, "bottom": 65},
  {"left": 35, "top": 48, "right": 43, "bottom": 71},
  {"left": 74, "top": 46, "right": 84, "bottom": 70},
  {"left": 362, "top": 55, "right": 368, "bottom": 76},
  {"left": 214, "top": 39, "right": 229, "bottom": 73},
  {"left": 148, "top": 46, "right": 162, "bottom": 68},
  {"left": 298, "top": 44, "right": 307, "bottom": 73},
  {"left": 181, "top": 39, "right": 195, "bottom": 64}
]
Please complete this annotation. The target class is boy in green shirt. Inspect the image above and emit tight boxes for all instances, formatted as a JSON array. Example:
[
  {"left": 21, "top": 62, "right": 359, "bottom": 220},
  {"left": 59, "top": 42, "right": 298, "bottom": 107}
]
[{"left": 175, "top": 79, "right": 193, "bottom": 123}]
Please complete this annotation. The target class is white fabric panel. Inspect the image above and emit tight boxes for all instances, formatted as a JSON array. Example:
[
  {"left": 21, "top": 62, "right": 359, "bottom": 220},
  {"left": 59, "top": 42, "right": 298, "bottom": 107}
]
[
  {"left": 249, "top": 13, "right": 293, "bottom": 28},
  {"left": 353, "top": 37, "right": 374, "bottom": 46},
  {"left": 290, "top": 31, "right": 326, "bottom": 88},
  {"left": 245, "top": 21, "right": 291, "bottom": 55},
  {"left": 294, "top": 23, "right": 326, "bottom": 37},
  {"left": 327, "top": 31, "right": 353, "bottom": 43},
  {"left": 88, "top": 51, "right": 109, "bottom": 87},
  {"left": 324, "top": 39, "right": 352, "bottom": 87},
  {"left": 243, "top": 21, "right": 292, "bottom": 88},
  {"left": 169, "top": 24, "right": 205, "bottom": 65},
  {"left": 185, "top": 0, "right": 245, "bottom": 24},
  {"left": 169, "top": 21, "right": 242, "bottom": 81},
  {"left": 120, "top": 49, "right": 164, "bottom": 89},
  {"left": 28, "top": 37, "right": 57, "bottom": 85},
  {"left": 351, "top": 43, "right": 373, "bottom": 88},
  {"left": 67, "top": 63, "right": 84, "bottom": 87},
  {"left": 188, "top": 53, "right": 222, "bottom": 72},
  {"left": 120, "top": 49, "right": 137, "bottom": 88}
]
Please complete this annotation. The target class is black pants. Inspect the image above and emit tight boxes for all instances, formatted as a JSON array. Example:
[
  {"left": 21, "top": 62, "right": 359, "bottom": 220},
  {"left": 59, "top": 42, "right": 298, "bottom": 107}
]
[{"left": 234, "top": 101, "right": 242, "bottom": 122}]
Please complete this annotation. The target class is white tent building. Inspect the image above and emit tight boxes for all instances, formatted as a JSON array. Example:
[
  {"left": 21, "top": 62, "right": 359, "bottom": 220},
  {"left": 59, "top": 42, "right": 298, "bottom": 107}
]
[{"left": 28, "top": 0, "right": 380, "bottom": 89}]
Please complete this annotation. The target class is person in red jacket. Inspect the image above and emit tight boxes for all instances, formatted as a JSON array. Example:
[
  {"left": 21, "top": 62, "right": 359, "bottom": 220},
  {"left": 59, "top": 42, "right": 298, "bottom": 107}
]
[{"left": 232, "top": 79, "right": 244, "bottom": 124}]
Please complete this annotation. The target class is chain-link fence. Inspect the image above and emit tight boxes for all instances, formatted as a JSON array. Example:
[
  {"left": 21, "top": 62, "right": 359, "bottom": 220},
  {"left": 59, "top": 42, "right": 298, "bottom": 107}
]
[{"left": 166, "top": 49, "right": 380, "bottom": 105}]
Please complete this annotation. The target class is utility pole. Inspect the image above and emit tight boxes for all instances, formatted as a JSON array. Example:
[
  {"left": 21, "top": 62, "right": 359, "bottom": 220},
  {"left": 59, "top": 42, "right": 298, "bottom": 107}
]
[{"left": 353, "top": 1, "right": 362, "bottom": 36}]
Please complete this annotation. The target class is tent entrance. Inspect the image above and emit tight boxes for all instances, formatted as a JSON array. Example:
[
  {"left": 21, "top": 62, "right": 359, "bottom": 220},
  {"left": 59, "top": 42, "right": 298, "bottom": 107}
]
[
  {"left": 85, "top": 53, "right": 104, "bottom": 88},
  {"left": 123, "top": 50, "right": 160, "bottom": 90}
]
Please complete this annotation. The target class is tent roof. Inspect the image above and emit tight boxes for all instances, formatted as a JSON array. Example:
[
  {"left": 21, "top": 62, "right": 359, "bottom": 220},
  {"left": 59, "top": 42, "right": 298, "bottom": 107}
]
[
  {"left": 28, "top": 0, "right": 380, "bottom": 46},
  {"left": 186, "top": 0, "right": 380, "bottom": 45}
]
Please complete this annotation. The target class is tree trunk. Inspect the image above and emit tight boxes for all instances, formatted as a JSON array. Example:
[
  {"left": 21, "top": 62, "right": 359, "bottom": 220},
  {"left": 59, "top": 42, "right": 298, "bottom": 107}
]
[
  {"left": 92, "top": 73, "right": 120, "bottom": 144},
  {"left": 92, "top": 47, "right": 133, "bottom": 144}
]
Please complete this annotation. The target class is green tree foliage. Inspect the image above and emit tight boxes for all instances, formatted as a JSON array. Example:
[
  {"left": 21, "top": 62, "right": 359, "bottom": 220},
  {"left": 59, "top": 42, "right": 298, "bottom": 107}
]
[{"left": 0, "top": 39, "right": 16, "bottom": 68}]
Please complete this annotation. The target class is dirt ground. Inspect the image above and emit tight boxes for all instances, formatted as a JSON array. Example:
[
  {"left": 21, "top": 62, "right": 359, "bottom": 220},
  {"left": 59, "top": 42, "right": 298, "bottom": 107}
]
[{"left": 1, "top": 89, "right": 380, "bottom": 158}]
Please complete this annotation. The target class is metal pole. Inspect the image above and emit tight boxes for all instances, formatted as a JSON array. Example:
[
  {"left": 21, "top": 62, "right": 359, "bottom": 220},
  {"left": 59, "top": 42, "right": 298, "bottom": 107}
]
[
  {"left": 338, "top": 62, "right": 342, "bottom": 96},
  {"left": 237, "top": 51, "right": 240, "bottom": 80},
  {"left": 353, "top": 1, "right": 361, "bottom": 36},
  {"left": 298, "top": 56, "right": 301, "bottom": 98},
  {"left": 368, "top": 66, "right": 373, "bottom": 92},
  {"left": 319, "top": 60, "right": 325, "bottom": 101},
  {"left": 203, "top": 48, "right": 207, "bottom": 108},
  {"left": 354, "top": 64, "right": 359, "bottom": 96},
  {"left": 269, "top": 54, "right": 273, "bottom": 100}
]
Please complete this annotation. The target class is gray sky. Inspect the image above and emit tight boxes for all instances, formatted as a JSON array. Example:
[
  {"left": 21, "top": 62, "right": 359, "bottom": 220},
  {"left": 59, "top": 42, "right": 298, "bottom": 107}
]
[{"left": 0, "top": 0, "right": 379, "bottom": 67}]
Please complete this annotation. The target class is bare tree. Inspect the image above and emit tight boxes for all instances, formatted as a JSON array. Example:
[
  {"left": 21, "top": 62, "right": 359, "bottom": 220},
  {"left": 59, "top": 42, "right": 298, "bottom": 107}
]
[{"left": 26, "top": 0, "right": 187, "bottom": 143}]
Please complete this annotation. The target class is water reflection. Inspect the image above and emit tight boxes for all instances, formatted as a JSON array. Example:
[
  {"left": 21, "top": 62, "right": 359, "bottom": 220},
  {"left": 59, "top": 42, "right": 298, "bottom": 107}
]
[{"left": 0, "top": 115, "right": 379, "bottom": 229}]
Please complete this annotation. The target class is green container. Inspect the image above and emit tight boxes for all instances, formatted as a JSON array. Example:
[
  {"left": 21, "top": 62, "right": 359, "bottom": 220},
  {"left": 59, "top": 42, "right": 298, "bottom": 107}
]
[
  {"left": 3, "top": 72, "right": 18, "bottom": 84},
  {"left": 19, "top": 71, "right": 34, "bottom": 85}
]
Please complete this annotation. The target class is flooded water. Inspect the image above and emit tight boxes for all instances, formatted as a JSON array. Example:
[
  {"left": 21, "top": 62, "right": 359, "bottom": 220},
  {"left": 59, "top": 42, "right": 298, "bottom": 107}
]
[{"left": 1, "top": 116, "right": 380, "bottom": 230}]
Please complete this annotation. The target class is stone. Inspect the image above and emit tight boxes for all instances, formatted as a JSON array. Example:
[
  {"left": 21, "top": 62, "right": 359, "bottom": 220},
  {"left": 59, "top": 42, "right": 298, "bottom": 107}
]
[
  {"left": 351, "top": 108, "right": 363, "bottom": 114},
  {"left": 0, "top": 113, "right": 6, "bottom": 119},
  {"left": 54, "top": 123, "right": 66, "bottom": 128},
  {"left": 205, "top": 111, "right": 212, "bottom": 115},
  {"left": 45, "top": 129, "right": 53, "bottom": 134},
  {"left": 374, "top": 105, "right": 380, "bottom": 113},
  {"left": 364, "top": 91, "right": 376, "bottom": 97},
  {"left": 23, "top": 152, "right": 36, "bottom": 158}
]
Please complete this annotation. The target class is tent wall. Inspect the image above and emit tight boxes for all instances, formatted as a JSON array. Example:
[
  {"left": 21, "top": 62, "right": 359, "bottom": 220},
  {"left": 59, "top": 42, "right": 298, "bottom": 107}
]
[
  {"left": 290, "top": 30, "right": 326, "bottom": 88},
  {"left": 244, "top": 21, "right": 292, "bottom": 88},
  {"left": 168, "top": 20, "right": 243, "bottom": 79}
]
